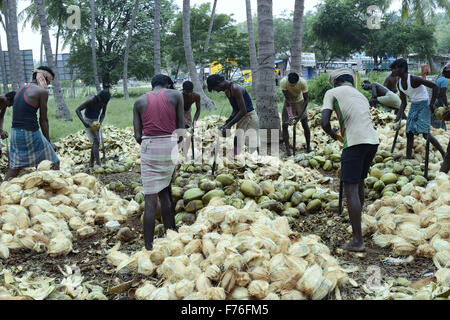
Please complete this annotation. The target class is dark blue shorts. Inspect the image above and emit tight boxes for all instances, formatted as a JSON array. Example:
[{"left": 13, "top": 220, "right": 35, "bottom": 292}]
[{"left": 341, "top": 144, "right": 379, "bottom": 184}]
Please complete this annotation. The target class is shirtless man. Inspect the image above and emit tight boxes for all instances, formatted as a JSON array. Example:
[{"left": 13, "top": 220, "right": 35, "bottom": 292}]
[
  {"left": 0, "top": 91, "right": 16, "bottom": 158},
  {"left": 182, "top": 81, "right": 201, "bottom": 129},
  {"left": 362, "top": 80, "right": 401, "bottom": 110}
]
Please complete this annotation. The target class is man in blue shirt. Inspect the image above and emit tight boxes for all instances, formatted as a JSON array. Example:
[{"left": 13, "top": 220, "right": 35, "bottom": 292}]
[
  {"left": 207, "top": 74, "right": 259, "bottom": 155},
  {"left": 76, "top": 89, "right": 111, "bottom": 167},
  {"left": 437, "top": 64, "right": 450, "bottom": 173}
]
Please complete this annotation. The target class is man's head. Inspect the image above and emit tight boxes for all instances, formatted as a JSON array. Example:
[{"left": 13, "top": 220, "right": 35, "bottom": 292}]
[
  {"left": 207, "top": 74, "right": 226, "bottom": 92},
  {"left": 288, "top": 72, "right": 300, "bottom": 84},
  {"left": 31, "top": 66, "right": 55, "bottom": 88},
  {"left": 5, "top": 91, "right": 16, "bottom": 106},
  {"left": 151, "top": 74, "right": 174, "bottom": 89},
  {"left": 390, "top": 58, "right": 408, "bottom": 77},
  {"left": 443, "top": 64, "right": 450, "bottom": 79},
  {"left": 362, "top": 80, "right": 372, "bottom": 91},
  {"left": 329, "top": 68, "right": 355, "bottom": 87},
  {"left": 183, "top": 81, "right": 194, "bottom": 93},
  {"left": 97, "top": 89, "right": 111, "bottom": 105}
]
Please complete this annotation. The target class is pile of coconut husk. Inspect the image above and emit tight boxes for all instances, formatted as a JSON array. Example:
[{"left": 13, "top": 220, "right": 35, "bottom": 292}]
[
  {"left": 351, "top": 172, "right": 450, "bottom": 290},
  {"left": 0, "top": 161, "right": 140, "bottom": 259},
  {"left": 0, "top": 265, "right": 108, "bottom": 300},
  {"left": 107, "top": 199, "right": 350, "bottom": 300}
]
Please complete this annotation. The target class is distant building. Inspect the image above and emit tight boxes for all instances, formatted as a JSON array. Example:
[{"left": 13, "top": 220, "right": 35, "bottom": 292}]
[
  {"left": 44, "top": 53, "right": 77, "bottom": 81},
  {"left": 0, "top": 49, "right": 34, "bottom": 84}
]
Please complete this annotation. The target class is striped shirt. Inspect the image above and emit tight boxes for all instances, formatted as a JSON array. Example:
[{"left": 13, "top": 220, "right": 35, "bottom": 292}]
[{"left": 322, "top": 85, "right": 379, "bottom": 149}]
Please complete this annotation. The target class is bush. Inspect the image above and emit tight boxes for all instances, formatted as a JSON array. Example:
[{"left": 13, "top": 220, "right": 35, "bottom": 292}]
[{"left": 308, "top": 74, "right": 332, "bottom": 105}]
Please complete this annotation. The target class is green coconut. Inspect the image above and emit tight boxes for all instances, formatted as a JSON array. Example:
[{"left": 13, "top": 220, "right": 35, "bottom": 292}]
[
  {"left": 381, "top": 173, "right": 398, "bottom": 185},
  {"left": 185, "top": 200, "right": 203, "bottom": 213},
  {"left": 183, "top": 188, "right": 205, "bottom": 202},
  {"left": 216, "top": 174, "right": 234, "bottom": 186},
  {"left": 306, "top": 199, "right": 322, "bottom": 212},
  {"left": 202, "top": 189, "right": 225, "bottom": 204}
]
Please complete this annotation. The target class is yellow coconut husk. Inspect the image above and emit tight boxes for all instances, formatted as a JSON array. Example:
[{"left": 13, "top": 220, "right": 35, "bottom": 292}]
[{"left": 248, "top": 280, "right": 269, "bottom": 299}]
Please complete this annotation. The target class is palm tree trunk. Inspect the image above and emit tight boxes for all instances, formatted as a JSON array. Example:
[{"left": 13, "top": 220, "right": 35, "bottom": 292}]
[
  {"left": 5, "top": 0, "right": 25, "bottom": 91},
  {"left": 89, "top": 0, "right": 101, "bottom": 92},
  {"left": 154, "top": 0, "right": 161, "bottom": 75},
  {"left": 124, "top": 0, "right": 140, "bottom": 100},
  {"left": 245, "top": 0, "right": 258, "bottom": 99},
  {"left": 256, "top": 0, "right": 279, "bottom": 130},
  {"left": 0, "top": 37, "right": 9, "bottom": 93},
  {"left": 182, "top": 0, "right": 215, "bottom": 110},
  {"left": 34, "top": 0, "right": 72, "bottom": 121},
  {"left": 70, "top": 68, "right": 75, "bottom": 99},
  {"left": 200, "top": 0, "right": 217, "bottom": 86},
  {"left": 290, "top": 0, "right": 305, "bottom": 73},
  {"left": 40, "top": 36, "right": 44, "bottom": 65},
  {"left": 54, "top": 16, "right": 62, "bottom": 67}
]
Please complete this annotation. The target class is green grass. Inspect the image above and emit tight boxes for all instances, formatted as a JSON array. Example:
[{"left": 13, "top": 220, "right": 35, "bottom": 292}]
[{"left": 0, "top": 87, "right": 321, "bottom": 143}]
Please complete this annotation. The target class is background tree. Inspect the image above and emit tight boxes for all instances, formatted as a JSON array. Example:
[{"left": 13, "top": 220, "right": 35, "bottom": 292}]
[
  {"left": 89, "top": 0, "right": 101, "bottom": 91},
  {"left": 0, "top": 13, "right": 8, "bottom": 93},
  {"left": 401, "top": 0, "right": 450, "bottom": 24},
  {"left": 199, "top": 0, "right": 217, "bottom": 85},
  {"left": 123, "top": 0, "right": 140, "bottom": 100},
  {"left": 245, "top": 0, "right": 258, "bottom": 98},
  {"left": 4, "top": 0, "right": 24, "bottom": 91},
  {"left": 182, "top": 0, "right": 215, "bottom": 109},
  {"left": 169, "top": 4, "right": 248, "bottom": 81},
  {"left": 256, "top": 0, "right": 280, "bottom": 132},
  {"left": 154, "top": 0, "right": 161, "bottom": 75},
  {"left": 35, "top": 0, "right": 72, "bottom": 121},
  {"left": 290, "top": 0, "right": 305, "bottom": 73},
  {"left": 65, "top": 1, "right": 175, "bottom": 87}
]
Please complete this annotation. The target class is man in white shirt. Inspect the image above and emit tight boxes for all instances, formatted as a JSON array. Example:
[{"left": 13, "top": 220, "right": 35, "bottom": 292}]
[{"left": 321, "top": 68, "right": 380, "bottom": 252}]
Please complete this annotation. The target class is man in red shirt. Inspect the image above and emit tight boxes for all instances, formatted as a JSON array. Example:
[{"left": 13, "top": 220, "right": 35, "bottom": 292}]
[{"left": 133, "top": 74, "right": 184, "bottom": 251}]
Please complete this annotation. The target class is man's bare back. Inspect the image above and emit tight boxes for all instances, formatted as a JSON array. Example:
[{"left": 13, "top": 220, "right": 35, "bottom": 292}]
[{"left": 384, "top": 73, "right": 399, "bottom": 93}]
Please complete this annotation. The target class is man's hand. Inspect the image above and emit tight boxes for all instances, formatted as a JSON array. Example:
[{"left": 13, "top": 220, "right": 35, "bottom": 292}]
[
  {"left": 429, "top": 104, "right": 435, "bottom": 113},
  {"left": 369, "top": 98, "right": 378, "bottom": 107},
  {"left": 0, "top": 130, "right": 8, "bottom": 139}
]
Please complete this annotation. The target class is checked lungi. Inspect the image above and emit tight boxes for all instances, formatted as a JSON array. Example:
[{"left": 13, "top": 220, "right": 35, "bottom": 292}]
[
  {"left": 9, "top": 128, "right": 59, "bottom": 169},
  {"left": 140, "top": 135, "right": 179, "bottom": 195},
  {"left": 406, "top": 100, "right": 432, "bottom": 135}
]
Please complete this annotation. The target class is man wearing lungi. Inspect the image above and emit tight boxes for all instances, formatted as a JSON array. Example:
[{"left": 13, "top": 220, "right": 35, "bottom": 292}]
[
  {"left": 436, "top": 64, "right": 450, "bottom": 173},
  {"left": 182, "top": 81, "right": 201, "bottom": 129},
  {"left": 3, "top": 66, "right": 59, "bottom": 181},
  {"left": 426, "top": 64, "right": 449, "bottom": 130},
  {"left": 280, "top": 72, "right": 312, "bottom": 155},
  {"left": 0, "top": 91, "right": 16, "bottom": 158},
  {"left": 133, "top": 74, "right": 184, "bottom": 251},
  {"left": 206, "top": 74, "right": 260, "bottom": 155},
  {"left": 362, "top": 80, "right": 401, "bottom": 112},
  {"left": 321, "top": 68, "right": 380, "bottom": 252},
  {"left": 390, "top": 58, "right": 445, "bottom": 160},
  {"left": 75, "top": 89, "right": 111, "bottom": 167}
]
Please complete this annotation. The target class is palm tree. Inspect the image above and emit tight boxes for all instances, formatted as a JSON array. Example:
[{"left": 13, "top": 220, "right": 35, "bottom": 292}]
[
  {"left": 34, "top": 0, "right": 72, "bottom": 121},
  {"left": 154, "top": 0, "right": 161, "bottom": 75},
  {"left": 401, "top": 0, "right": 450, "bottom": 23},
  {"left": 0, "top": 15, "right": 9, "bottom": 93},
  {"left": 4, "top": 0, "right": 24, "bottom": 91},
  {"left": 89, "top": 0, "right": 101, "bottom": 92},
  {"left": 256, "top": 0, "right": 280, "bottom": 131},
  {"left": 200, "top": 0, "right": 217, "bottom": 84},
  {"left": 290, "top": 0, "right": 305, "bottom": 73},
  {"left": 124, "top": 0, "right": 140, "bottom": 100},
  {"left": 245, "top": 0, "right": 258, "bottom": 99},
  {"left": 182, "top": 0, "right": 215, "bottom": 110}
]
